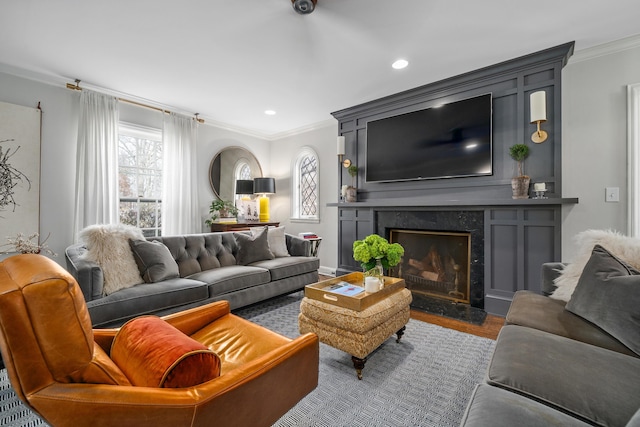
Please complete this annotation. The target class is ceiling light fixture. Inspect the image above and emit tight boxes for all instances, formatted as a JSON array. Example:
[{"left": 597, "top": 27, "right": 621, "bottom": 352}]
[
  {"left": 392, "top": 59, "right": 409, "bottom": 70},
  {"left": 292, "top": 0, "right": 317, "bottom": 14},
  {"left": 264, "top": 110, "right": 276, "bottom": 116}
]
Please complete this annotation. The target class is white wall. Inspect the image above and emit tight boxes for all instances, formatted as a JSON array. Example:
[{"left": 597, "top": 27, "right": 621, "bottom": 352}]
[
  {"left": 561, "top": 38, "right": 640, "bottom": 260},
  {"left": 269, "top": 124, "right": 339, "bottom": 273}
]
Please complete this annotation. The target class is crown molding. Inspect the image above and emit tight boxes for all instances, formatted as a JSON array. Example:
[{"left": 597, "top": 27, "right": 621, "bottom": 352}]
[{"left": 569, "top": 33, "right": 640, "bottom": 64}]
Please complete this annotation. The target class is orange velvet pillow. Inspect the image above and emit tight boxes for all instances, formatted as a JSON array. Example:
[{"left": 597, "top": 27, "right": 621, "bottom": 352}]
[{"left": 111, "top": 316, "right": 221, "bottom": 388}]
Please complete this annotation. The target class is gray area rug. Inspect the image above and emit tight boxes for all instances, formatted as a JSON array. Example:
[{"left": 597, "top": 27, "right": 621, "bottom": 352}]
[{"left": 1, "top": 291, "right": 495, "bottom": 426}]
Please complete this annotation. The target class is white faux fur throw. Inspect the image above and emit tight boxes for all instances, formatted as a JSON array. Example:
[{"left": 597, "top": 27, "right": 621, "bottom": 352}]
[
  {"left": 79, "top": 224, "right": 145, "bottom": 295},
  {"left": 551, "top": 229, "right": 640, "bottom": 301}
]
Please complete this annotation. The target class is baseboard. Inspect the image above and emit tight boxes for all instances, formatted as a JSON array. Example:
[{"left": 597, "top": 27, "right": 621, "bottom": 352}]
[{"left": 318, "top": 266, "right": 336, "bottom": 277}]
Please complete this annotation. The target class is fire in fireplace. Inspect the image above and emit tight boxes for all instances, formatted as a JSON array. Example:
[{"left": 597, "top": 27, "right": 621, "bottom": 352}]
[{"left": 389, "top": 229, "right": 471, "bottom": 304}]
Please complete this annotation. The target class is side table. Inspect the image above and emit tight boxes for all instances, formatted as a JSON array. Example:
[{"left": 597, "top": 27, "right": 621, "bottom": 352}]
[{"left": 306, "top": 237, "right": 321, "bottom": 257}]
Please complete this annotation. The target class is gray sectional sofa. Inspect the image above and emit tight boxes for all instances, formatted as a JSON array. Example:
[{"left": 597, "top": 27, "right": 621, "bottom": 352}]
[
  {"left": 462, "top": 245, "right": 640, "bottom": 427},
  {"left": 66, "top": 230, "right": 319, "bottom": 328}
]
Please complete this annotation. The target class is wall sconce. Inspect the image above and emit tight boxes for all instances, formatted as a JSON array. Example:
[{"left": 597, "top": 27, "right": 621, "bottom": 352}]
[
  {"left": 337, "top": 136, "right": 351, "bottom": 168},
  {"left": 254, "top": 177, "right": 276, "bottom": 222},
  {"left": 530, "top": 90, "right": 548, "bottom": 143}
]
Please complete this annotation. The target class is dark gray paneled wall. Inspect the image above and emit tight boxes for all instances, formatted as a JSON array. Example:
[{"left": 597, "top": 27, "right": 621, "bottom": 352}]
[
  {"left": 331, "top": 43, "right": 576, "bottom": 316},
  {"left": 332, "top": 42, "right": 574, "bottom": 201}
]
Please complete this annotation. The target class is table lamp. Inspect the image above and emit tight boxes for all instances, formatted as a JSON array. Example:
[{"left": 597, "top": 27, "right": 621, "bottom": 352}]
[{"left": 254, "top": 177, "right": 276, "bottom": 222}]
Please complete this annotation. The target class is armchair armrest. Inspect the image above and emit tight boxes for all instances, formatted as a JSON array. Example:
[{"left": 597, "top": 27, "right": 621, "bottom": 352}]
[
  {"left": 286, "top": 233, "right": 312, "bottom": 257},
  {"left": 541, "top": 262, "right": 567, "bottom": 296}
]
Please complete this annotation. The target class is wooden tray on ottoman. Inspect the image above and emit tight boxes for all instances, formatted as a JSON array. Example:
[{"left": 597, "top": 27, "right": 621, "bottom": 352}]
[{"left": 304, "top": 272, "right": 405, "bottom": 311}]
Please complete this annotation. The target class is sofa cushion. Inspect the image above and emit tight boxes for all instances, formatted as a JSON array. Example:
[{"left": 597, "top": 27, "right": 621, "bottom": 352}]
[
  {"left": 187, "top": 265, "right": 270, "bottom": 297},
  {"left": 129, "top": 239, "right": 180, "bottom": 283},
  {"left": 488, "top": 325, "right": 640, "bottom": 427},
  {"left": 79, "top": 224, "right": 144, "bottom": 295},
  {"left": 460, "top": 384, "right": 592, "bottom": 427},
  {"left": 252, "top": 226, "right": 289, "bottom": 257},
  {"left": 506, "top": 290, "right": 637, "bottom": 357},
  {"left": 251, "top": 256, "right": 320, "bottom": 281},
  {"left": 566, "top": 245, "right": 640, "bottom": 356},
  {"left": 86, "top": 278, "right": 209, "bottom": 327},
  {"left": 112, "top": 315, "right": 220, "bottom": 388},
  {"left": 551, "top": 229, "right": 640, "bottom": 301},
  {"left": 235, "top": 226, "right": 274, "bottom": 265}
]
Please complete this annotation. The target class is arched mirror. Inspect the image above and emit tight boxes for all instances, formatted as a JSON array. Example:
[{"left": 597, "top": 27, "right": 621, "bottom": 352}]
[{"left": 209, "top": 147, "right": 263, "bottom": 201}]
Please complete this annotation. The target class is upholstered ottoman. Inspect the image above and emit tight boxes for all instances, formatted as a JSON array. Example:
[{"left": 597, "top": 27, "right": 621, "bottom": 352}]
[{"left": 299, "top": 288, "right": 412, "bottom": 379}]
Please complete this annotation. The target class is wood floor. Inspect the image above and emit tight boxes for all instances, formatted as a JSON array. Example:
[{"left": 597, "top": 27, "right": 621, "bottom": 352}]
[{"left": 410, "top": 309, "right": 504, "bottom": 340}]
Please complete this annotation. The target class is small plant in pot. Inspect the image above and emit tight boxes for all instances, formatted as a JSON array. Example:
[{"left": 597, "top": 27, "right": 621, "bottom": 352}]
[
  {"left": 205, "top": 199, "right": 239, "bottom": 226},
  {"left": 509, "top": 143, "right": 531, "bottom": 199},
  {"left": 345, "top": 165, "right": 359, "bottom": 202}
]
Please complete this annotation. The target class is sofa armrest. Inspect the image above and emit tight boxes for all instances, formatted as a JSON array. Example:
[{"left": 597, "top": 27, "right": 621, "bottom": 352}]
[
  {"left": 286, "top": 233, "right": 312, "bottom": 257},
  {"left": 65, "top": 243, "right": 104, "bottom": 301},
  {"left": 541, "top": 262, "right": 566, "bottom": 296}
]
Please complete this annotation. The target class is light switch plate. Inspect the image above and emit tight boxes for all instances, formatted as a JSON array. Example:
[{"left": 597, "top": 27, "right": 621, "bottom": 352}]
[{"left": 605, "top": 187, "right": 620, "bottom": 202}]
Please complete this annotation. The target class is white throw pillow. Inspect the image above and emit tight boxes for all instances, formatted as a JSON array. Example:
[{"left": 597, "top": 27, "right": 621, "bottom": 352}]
[
  {"left": 79, "top": 224, "right": 145, "bottom": 295},
  {"left": 551, "top": 229, "right": 640, "bottom": 301},
  {"left": 251, "top": 226, "right": 290, "bottom": 257}
]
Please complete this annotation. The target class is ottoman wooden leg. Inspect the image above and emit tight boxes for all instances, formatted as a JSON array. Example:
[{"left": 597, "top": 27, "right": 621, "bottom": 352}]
[
  {"left": 396, "top": 325, "right": 406, "bottom": 343},
  {"left": 351, "top": 356, "right": 367, "bottom": 380}
]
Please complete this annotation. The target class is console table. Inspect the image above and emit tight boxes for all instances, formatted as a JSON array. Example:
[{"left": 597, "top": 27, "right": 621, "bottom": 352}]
[{"left": 209, "top": 221, "right": 279, "bottom": 232}]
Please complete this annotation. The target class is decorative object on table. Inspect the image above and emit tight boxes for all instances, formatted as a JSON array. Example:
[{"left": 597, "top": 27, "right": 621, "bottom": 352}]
[
  {"left": 0, "top": 101, "right": 41, "bottom": 243},
  {"left": 345, "top": 165, "right": 358, "bottom": 202},
  {"left": 353, "top": 234, "right": 405, "bottom": 287},
  {"left": 0, "top": 232, "right": 56, "bottom": 256},
  {"left": 530, "top": 90, "right": 548, "bottom": 143},
  {"left": 509, "top": 143, "right": 531, "bottom": 199},
  {"left": 205, "top": 199, "right": 238, "bottom": 227},
  {"left": 254, "top": 177, "right": 276, "bottom": 222},
  {"left": 533, "top": 182, "right": 548, "bottom": 199},
  {"left": 234, "top": 179, "right": 254, "bottom": 221}
]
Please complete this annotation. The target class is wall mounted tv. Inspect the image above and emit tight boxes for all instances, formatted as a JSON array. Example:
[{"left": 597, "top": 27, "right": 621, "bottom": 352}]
[{"left": 366, "top": 93, "right": 492, "bottom": 183}]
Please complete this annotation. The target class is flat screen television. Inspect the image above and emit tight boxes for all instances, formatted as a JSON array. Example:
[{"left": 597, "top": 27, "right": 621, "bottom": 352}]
[{"left": 365, "top": 93, "right": 492, "bottom": 183}]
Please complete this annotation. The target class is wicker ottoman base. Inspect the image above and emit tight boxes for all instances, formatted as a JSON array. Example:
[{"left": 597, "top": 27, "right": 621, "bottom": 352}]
[{"left": 299, "top": 288, "right": 412, "bottom": 379}]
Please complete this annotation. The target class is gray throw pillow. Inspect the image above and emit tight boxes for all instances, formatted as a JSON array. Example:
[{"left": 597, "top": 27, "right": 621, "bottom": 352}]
[
  {"left": 566, "top": 244, "right": 640, "bottom": 356},
  {"left": 235, "top": 226, "right": 275, "bottom": 265},
  {"left": 251, "top": 226, "right": 290, "bottom": 257},
  {"left": 129, "top": 239, "right": 180, "bottom": 283}
]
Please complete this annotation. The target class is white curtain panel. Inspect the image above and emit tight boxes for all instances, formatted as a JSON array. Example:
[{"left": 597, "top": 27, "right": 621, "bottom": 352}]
[
  {"left": 162, "top": 112, "right": 199, "bottom": 235},
  {"left": 73, "top": 90, "right": 119, "bottom": 240}
]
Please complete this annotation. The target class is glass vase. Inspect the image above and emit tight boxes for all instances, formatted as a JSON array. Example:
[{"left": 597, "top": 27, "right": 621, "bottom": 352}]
[{"left": 364, "top": 259, "right": 384, "bottom": 290}]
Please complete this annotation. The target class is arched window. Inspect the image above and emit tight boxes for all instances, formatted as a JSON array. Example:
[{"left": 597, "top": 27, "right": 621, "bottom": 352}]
[{"left": 292, "top": 147, "right": 319, "bottom": 221}]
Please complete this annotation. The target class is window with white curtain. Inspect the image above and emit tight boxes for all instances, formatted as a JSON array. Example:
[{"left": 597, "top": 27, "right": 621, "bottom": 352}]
[
  {"left": 291, "top": 147, "right": 319, "bottom": 222},
  {"left": 118, "top": 123, "right": 163, "bottom": 237}
]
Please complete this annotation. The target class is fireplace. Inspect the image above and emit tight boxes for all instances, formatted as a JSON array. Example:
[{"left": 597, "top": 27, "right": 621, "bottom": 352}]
[
  {"left": 376, "top": 210, "right": 484, "bottom": 310},
  {"left": 389, "top": 229, "right": 471, "bottom": 304}
]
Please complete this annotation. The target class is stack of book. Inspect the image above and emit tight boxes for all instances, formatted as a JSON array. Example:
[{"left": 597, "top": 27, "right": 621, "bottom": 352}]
[
  {"left": 216, "top": 218, "right": 238, "bottom": 224},
  {"left": 298, "top": 232, "right": 318, "bottom": 239}
]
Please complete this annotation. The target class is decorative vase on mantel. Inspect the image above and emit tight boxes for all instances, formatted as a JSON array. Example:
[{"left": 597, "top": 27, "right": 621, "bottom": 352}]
[
  {"left": 511, "top": 176, "right": 531, "bottom": 199},
  {"left": 345, "top": 186, "right": 357, "bottom": 202}
]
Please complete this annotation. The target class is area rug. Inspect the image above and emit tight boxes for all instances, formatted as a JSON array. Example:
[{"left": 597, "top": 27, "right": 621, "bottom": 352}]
[{"left": 0, "top": 291, "right": 495, "bottom": 427}]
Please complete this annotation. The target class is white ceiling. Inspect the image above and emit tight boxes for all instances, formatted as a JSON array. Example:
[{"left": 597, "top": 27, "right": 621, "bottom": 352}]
[{"left": 1, "top": 0, "right": 639, "bottom": 139}]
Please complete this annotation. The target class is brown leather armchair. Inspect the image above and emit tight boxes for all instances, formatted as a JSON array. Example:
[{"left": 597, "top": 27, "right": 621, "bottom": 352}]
[{"left": 0, "top": 254, "right": 319, "bottom": 427}]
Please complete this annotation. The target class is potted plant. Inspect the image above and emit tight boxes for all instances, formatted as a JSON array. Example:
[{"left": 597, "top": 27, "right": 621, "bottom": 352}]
[
  {"left": 353, "top": 234, "right": 404, "bottom": 284},
  {"left": 205, "top": 199, "right": 239, "bottom": 226},
  {"left": 345, "top": 165, "right": 359, "bottom": 202},
  {"left": 509, "top": 143, "right": 531, "bottom": 199}
]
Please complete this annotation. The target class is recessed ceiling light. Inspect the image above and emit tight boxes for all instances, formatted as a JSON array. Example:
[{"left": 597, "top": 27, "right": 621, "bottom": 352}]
[
  {"left": 264, "top": 110, "right": 276, "bottom": 116},
  {"left": 392, "top": 59, "right": 409, "bottom": 70}
]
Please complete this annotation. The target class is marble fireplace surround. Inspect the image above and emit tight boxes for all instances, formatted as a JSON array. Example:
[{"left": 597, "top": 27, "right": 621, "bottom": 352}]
[{"left": 377, "top": 210, "right": 485, "bottom": 309}]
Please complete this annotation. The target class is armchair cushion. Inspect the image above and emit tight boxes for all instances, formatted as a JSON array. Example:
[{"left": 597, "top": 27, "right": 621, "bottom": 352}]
[
  {"left": 111, "top": 315, "right": 221, "bottom": 388},
  {"left": 129, "top": 239, "right": 180, "bottom": 283},
  {"left": 566, "top": 244, "right": 640, "bottom": 356},
  {"left": 235, "top": 226, "right": 275, "bottom": 265}
]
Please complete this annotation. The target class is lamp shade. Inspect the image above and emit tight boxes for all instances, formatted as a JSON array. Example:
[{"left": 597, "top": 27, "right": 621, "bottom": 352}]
[
  {"left": 530, "top": 91, "right": 547, "bottom": 123},
  {"left": 235, "top": 180, "right": 254, "bottom": 195},
  {"left": 337, "top": 136, "right": 345, "bottom": 156},
  {"left": 254, "top": 177, "right": 276, "bottom": 194}
]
